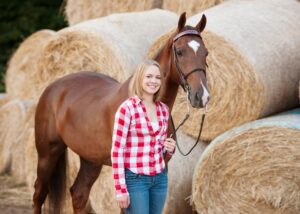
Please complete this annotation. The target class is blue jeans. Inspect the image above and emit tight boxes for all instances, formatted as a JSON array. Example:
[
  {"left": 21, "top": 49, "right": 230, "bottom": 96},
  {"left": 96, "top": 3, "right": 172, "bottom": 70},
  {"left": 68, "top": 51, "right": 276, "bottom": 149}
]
[{"left": 124, "top": 168, "right": 168, "bottom": 214}]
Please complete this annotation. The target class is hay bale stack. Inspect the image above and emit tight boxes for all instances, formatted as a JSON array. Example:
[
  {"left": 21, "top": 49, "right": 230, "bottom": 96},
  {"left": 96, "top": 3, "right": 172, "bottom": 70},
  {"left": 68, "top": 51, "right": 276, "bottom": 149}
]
[
  {"left": 163, "top": 0, "right": 225, "bottom": 16},
  {"left": 192, "top": 108, "right": 300, "bottom": 214},
  {"left": 148, "top": 0, "right": 300, "bottom": 141},
  {"left": 5, "top": 30, "right": 55, "bottom": 99},
  {"left": 65, "top": 0, "right": 163, "bottom": 25},
  {"left": 0, "top": 99, "right": 34, "bottom": 174},
  {"left": 162, "top": 132, "right": 207, "bottom": 214},
  {"left": 3, "top": 101, "right": 74, "bottom": 214},
  {"left": 34, "top": 9, "right": 177, "bottom": 98}
]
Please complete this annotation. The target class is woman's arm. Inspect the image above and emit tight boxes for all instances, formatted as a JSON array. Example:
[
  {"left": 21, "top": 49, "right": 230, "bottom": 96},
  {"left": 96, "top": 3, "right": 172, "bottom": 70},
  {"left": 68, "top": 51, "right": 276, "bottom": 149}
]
[{"left": 111, "top": 104, "right": 131, "bottom": 198}]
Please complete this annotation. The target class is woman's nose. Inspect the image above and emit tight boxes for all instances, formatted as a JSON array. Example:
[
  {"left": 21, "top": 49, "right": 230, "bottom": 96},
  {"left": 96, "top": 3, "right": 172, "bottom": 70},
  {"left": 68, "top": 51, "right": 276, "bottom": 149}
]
[{"left": 150, "top": 78, "right": 158, "bottom": 83}]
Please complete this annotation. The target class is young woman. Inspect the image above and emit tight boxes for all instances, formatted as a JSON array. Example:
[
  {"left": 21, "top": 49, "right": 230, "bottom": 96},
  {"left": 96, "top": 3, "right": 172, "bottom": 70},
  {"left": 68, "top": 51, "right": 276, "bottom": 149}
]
[{"left": 111, "top": 60, "right": 176, "bottom": 214}]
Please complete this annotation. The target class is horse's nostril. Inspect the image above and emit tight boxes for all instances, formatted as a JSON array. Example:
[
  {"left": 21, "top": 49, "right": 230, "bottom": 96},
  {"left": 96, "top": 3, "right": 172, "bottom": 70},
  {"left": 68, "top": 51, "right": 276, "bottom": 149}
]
[{"left": 196, "top": 92, "right": 202, "bottom": 101}]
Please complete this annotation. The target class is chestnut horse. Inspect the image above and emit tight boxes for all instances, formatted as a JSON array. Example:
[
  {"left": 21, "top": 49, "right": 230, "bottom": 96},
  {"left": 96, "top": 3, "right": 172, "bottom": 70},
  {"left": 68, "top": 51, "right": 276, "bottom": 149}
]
[{"left": 33, "top": 12, "right": 209, "bottom": 214}]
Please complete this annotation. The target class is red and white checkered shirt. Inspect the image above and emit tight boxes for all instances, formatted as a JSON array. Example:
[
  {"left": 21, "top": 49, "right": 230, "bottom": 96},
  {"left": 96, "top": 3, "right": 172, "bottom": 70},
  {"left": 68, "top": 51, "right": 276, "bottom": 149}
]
[{"left": 111, "top": 96, "right": 171, "bottom": 197}]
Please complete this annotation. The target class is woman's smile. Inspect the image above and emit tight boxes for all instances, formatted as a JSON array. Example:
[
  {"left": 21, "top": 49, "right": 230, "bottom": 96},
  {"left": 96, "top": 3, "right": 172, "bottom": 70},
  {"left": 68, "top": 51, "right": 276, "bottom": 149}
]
[{"left": 142, "top": 65, "right": 161, "bottom": 96}]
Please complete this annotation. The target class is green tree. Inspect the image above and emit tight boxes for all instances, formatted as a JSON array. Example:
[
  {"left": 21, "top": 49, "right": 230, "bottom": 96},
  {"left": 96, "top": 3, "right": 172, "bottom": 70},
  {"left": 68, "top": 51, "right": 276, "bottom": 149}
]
[{"left": 0, "top": 0, "right": 67, "bottom": 92}]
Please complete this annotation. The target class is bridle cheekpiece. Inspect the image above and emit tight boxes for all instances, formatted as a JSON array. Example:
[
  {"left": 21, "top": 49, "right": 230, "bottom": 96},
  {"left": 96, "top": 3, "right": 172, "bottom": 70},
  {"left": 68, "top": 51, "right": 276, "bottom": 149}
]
[{"left": 172, "top": 29, "right": 206, "bottom": 93}]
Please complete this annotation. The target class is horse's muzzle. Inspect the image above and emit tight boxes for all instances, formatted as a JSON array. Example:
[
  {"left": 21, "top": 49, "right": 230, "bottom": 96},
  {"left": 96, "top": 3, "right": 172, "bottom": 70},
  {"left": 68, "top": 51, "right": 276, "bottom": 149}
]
[{"left": 189, "top": 89, "right": 210, "bottom": 108}]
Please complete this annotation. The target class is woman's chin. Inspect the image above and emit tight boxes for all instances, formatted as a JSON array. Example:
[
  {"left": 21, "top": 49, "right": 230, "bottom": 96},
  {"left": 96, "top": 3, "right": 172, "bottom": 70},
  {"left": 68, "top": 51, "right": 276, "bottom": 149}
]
[{"left": 143, "top": 89, "right": 159, "bottom": 95}]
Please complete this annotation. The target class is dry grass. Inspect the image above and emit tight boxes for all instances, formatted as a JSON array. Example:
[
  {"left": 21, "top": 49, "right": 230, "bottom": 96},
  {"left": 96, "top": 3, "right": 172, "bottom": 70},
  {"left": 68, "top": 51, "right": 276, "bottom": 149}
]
[{"left": 0, "top": 174, "right": 32, "bottom": 213}]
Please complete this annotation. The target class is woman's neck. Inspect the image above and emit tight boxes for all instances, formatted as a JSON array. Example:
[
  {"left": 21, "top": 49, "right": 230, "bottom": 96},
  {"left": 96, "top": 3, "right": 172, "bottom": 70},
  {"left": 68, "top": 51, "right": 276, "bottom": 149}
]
[{"left": 142, "top": 94, "right": 154, "bottom": 104}]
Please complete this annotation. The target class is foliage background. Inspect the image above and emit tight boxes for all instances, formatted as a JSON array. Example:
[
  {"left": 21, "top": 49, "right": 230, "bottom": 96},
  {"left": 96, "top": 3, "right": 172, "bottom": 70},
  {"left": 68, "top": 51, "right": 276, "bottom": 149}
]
[{"left": 0, "top": 0, "right": 67, "bottom": 92}]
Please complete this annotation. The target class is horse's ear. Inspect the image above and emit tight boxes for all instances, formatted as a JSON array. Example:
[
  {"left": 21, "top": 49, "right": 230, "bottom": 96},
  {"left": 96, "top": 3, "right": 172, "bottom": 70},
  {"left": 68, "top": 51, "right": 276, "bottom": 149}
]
[
  {"left": 196, "top": 14, "right": 207, "bottom": 33},
  {"left": 177, "top": 12, "right": 186, "bottom": 32}
]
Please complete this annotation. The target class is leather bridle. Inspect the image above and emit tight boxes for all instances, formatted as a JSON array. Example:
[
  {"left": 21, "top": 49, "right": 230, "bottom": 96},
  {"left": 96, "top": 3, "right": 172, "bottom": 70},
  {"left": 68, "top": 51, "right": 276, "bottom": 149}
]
[{"left": 169, "top": 29, "right": 208, "bottom": 156}]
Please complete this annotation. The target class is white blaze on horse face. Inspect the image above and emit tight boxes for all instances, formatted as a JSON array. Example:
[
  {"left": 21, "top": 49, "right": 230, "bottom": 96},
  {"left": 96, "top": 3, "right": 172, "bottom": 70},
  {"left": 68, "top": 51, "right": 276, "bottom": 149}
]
[
  {"left": 188, "top": 40, "right": 200, "bottom": 55},
  {"left": 201, "top": 81, "right": 210, "bottom": 106}
]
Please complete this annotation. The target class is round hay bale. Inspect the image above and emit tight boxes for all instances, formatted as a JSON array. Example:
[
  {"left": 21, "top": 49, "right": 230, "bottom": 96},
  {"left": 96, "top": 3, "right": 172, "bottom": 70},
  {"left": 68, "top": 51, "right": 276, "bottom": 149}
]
[
  {"left": 24, "top": 128, "right": 36, "bottom": 194},
  {"left": 89, "top": 166, "right": 120, "bottom": 213},
  {"left": 10, "top": 101, "right": 36, "bottom": 182},
  {"left": 0, "top": 93, "right": 8, "bottom": 107},
  {"left": 5, "top": 30, "right": 56, "bottom": 99},
  {"left": 0, "top": 99, "right": 34, "bottom": 174},
  {"left": 148, "top": 0, "right": 300, "bottom": 141},
  {"left": 162, "top": 0, "right": 225, "bottom": 16},
  {"left": 65, "top": 0, "right": 163, "bottom": 25},
  {"left": 192, "top": 108, "right": 300, "bottom": 214},
  {"left": 162, "top": 132, "right": 207, "bottom": 214},
  {"left": 34, "top": 9, "right": 177, "bottom": 98}
]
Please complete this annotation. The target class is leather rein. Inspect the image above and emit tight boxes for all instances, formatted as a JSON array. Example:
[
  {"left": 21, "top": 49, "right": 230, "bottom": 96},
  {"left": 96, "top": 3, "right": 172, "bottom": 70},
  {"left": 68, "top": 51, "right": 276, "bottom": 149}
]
[{"left": 169, "top": 29, "right": 208, "bottom": 156}]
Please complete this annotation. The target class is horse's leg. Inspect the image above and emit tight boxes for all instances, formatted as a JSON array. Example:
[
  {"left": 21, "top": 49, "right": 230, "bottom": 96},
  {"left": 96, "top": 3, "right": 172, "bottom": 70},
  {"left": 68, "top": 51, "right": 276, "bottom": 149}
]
[
  {"left": 33, "top": 139, "right": 66, "bottom": 214},
  {"left": 70, "top": 157, "right": 102, "bottom": 214}
]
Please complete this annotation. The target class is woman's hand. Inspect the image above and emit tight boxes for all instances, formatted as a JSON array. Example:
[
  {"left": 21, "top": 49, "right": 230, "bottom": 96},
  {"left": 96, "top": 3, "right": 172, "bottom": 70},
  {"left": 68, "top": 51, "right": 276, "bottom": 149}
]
[
  {"left": 116, "top": 194, "right": 130, "bottom": 209},
  {"left": 164, "top": 138, "right": 176, "bottom": 153}
]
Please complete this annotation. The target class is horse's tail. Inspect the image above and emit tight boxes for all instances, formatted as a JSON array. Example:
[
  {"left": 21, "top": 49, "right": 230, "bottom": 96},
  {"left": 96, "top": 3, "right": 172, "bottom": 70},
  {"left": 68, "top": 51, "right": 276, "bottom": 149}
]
[{"left": 47, "top": 149, "right": 67, "bottom": 214}]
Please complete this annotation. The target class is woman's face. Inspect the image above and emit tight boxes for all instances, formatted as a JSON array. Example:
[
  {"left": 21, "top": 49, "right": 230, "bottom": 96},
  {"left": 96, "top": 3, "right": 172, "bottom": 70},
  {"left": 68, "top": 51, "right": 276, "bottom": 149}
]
[{"left": 142, "top": 65, "right": 161, "bottom": 96}]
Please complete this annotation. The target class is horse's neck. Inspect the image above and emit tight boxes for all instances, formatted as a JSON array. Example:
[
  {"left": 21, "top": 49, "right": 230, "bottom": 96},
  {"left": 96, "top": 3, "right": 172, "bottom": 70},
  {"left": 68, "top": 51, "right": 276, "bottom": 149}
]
[
  {"left": 155, "top": 43, "right": 179, "bottom": 112},
  {"left": 117, "top": 77, "right": 131, "bottom": 99}
]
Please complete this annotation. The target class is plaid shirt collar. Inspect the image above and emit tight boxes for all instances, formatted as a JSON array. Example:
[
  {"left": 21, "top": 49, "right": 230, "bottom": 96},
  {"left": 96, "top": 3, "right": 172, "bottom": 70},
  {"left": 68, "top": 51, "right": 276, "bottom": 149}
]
[
  {"left": 130, "top": 95, "right": 142, "bottom": 105},
  {"left": 130, "top": 95, "right": 159, "bottom": 106},
  {"left": 129, "top": 95, "right": 164, "bottom": 136}
]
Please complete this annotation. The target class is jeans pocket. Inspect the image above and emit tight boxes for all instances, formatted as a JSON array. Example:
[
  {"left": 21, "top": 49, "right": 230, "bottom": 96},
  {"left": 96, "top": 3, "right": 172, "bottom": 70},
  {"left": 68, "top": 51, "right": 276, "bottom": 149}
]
[
  {"left": 125, "top": 169, "right": 139, "bottom": 180},
  {"left": 161, "top": 168, "right": 168, "bottom": 177}
]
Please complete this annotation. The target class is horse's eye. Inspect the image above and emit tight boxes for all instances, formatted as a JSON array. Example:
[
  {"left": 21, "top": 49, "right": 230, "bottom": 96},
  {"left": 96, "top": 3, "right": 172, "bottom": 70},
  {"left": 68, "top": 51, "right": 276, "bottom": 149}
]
[{"left": 176, "top": 49, "right": 183, "bottom": 56}]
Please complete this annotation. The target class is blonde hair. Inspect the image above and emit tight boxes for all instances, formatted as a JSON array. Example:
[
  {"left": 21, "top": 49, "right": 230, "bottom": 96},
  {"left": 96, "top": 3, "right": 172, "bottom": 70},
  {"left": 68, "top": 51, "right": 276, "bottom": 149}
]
[{"left": 129, "top": 59, "right": 164, "bottom": 102}]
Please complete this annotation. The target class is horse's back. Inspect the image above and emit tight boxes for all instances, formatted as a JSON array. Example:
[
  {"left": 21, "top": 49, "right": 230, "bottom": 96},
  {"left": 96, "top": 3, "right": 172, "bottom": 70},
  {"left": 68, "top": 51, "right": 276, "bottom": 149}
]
[
  {"left": 38, "top": 71, "right": 120, "bottom": 108},
  {"left": 48, "top": 71, "right": 119, "bottom": 97},
  {"left": 35, "top": 72, "right": 125, "bottom": 164}
]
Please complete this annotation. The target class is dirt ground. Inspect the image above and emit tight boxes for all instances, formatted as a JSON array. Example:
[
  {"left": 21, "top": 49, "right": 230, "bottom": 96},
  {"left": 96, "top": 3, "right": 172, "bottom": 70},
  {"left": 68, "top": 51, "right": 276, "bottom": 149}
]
[
  {"left": 0, "top": 174, "right": 98, "bottom": 214},
  {"left": 0, "top": 174, "right": 32, "bottom": 214}
]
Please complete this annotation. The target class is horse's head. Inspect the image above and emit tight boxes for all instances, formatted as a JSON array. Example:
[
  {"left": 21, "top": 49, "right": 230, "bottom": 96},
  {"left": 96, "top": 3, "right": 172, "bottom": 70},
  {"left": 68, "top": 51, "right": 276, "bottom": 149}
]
[{"left": 170, "top": 12, "right": 210, "bottom": 108}]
